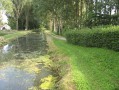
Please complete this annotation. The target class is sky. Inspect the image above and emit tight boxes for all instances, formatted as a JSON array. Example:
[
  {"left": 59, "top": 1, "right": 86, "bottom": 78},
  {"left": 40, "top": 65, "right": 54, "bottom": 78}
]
[{"left": 0, "top": 10, "right": 8, "bottom": 24}]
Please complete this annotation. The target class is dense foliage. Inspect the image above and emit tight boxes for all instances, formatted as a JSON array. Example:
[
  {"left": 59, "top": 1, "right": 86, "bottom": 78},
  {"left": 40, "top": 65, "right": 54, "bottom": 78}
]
[
  {"left": 29, "top": 0, "right": 119, "bottom": 34},
  {"left": 66, "top": 26, "right": 119, "bottom": 51},
  {"left": 1, "top": 0, "right": 119, "bottom": 32},
  {"left": 0, "top": 0, "right": 41, "bottom": 30}
]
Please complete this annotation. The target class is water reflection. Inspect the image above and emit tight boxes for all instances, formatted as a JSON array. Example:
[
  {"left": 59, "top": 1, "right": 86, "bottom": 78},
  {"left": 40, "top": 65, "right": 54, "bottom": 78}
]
[
  {"left": 2, "top": 44, "right": 13, "bottom": 54},
  {"left": 0, "top": 33, "right": 55, "bottom": 90},
  {"left": 0, "top": 67, "right": 35, "bottom": 90},
  {"left": 0, "top": 33, "right": 48, "bottom": 61}
]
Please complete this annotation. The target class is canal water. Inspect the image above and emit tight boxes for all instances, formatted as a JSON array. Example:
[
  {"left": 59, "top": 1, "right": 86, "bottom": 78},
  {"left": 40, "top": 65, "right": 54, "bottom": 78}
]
[{"left": 0, "top": 33, "right": 55, "bottom": 90}]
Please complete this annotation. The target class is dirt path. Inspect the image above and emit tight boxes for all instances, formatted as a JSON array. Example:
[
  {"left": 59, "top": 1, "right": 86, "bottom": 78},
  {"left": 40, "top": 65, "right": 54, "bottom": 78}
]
[{"left": 45, "top": 31, "right": 66, "bottom": 41}]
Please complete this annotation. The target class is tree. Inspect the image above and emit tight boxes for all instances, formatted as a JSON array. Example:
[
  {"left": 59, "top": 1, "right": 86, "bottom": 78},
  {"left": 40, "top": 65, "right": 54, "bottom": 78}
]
[
  {"left": 2, "top": 0, "right": 119, "bottom": 31},
  {"left": 0, "top": 0, "right": 13, "bottom": 14},
  {"left": 11, "top": 0, "right": 27, "bottom": 30},
  {"left": 24, "top": 0, "right": 32, "bottom": 30}
]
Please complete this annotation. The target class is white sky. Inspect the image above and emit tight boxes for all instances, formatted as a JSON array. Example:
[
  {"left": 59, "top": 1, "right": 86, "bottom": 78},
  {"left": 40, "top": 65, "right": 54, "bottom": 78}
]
[{"left": 0, "top": 10, "right": 8, "bottom": 24}]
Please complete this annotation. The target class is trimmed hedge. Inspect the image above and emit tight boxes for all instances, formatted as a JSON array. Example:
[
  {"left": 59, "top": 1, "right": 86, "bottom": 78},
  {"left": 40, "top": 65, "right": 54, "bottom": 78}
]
[{"left": 65, "top": 26, "right": 119, "bottom": 51}]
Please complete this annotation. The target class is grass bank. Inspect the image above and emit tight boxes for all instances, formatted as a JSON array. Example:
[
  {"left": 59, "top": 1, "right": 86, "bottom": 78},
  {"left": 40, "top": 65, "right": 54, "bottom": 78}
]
[
  {"left": 53, "top": 39, "right": 119, "bottom": 90},
  {"left": 0, "top": 31, "right": 30, "bottom": 46},
  {"left": 46, "top": 35, "right": 75, "bottom": 90}
]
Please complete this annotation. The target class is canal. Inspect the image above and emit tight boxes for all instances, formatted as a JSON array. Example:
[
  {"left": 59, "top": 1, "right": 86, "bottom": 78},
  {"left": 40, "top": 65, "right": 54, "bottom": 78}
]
[{"left": 0, "top": 32, "right": 56, "bottom": 90}]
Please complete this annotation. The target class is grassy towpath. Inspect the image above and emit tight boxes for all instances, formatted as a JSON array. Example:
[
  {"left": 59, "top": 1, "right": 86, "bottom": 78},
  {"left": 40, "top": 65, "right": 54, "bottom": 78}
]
[
  {"left": 45, "top": 30, "right": 66, "bottom": 41},
  {"left": 48, "top": 31, "right": 119, "bottom": 90}
]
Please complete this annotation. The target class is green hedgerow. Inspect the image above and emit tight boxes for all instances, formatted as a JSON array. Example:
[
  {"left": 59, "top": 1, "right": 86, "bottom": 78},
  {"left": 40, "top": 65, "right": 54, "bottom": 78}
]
[{"left": 65, "top": 26, "right": 119, "bottom": 51}]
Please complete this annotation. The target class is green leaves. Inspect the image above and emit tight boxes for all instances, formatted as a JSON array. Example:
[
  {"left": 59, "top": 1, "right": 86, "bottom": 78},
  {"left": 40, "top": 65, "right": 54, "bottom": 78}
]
[
  {"left": 0, "top": 0, "right": 13, "bottom": 14},
  {"left": 65, "top": 26, "right": 119, "bottom": 51}
]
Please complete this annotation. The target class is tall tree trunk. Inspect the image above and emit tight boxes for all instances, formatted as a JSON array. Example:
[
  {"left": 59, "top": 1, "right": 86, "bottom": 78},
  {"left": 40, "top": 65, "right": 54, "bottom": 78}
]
[
  {"left": 53, "top": 17, "right": 57, "bottom": 33},
  {"left": 57, "top": 18, "right": 62, "bottom": 35},
  {"left": 110, "top": 8, "right": 112, "bottom": 16},
  {"left": 25, "top": 15, "right": 29, "bottom": 30},
  {"left": 85, "top": 0, "right": 89, "bottom": 22},
  {"left": 59, "top": 18, "right": 63, "bottom": 34},
  {"left": 75, "top": 0, "right": 79, "bottom": 28},
  {"left": 16, "top": 16, "right": 19, "bottom": 30},
  {"left": 104, "top": 0, "right": 107, "bottom": 14},
  {"left": 80, "top": 0, "right": 83, "bottom": 28},
  {"left": 95, "top": 0, "right": 98, "bottom": 26},
  {"left": 49, "top": 19, "right": 53, "bottom": 31}
]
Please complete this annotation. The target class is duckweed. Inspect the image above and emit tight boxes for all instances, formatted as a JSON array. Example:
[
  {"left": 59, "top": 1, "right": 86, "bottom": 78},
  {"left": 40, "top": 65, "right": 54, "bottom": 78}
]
[{"left": 40, "top": 75, "right": 56, "bottom": 89}]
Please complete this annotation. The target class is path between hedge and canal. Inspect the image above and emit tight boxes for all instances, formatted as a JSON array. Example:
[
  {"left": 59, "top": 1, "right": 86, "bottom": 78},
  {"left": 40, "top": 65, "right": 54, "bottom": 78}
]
[{"left": 45, "top": 31, "right": 66, "bottom": 41}]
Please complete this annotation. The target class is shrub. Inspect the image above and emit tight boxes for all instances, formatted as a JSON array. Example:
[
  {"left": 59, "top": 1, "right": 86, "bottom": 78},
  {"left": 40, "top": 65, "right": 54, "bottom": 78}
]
[{"left": 65, "top": 26, "right": 119, "bottom": 51}]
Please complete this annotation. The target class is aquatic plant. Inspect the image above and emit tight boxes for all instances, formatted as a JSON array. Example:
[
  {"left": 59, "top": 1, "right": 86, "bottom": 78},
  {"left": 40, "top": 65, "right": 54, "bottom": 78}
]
[{"left": 40, "top": 75, "right": 56, "bottom": 89}]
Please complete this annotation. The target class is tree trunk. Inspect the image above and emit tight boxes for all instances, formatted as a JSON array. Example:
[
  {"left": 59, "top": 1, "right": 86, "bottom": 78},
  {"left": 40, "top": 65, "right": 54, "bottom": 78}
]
[
  {"left": 75, "top": 0, "right": 79, "bottom": 28},
  {"left": 110, "top": 7, "right": 112, "bottom": 16},
  {"left": 59, "top": 18, "right": 63, "bottom": 35},
  {"left": 95, "top": 0, "right": 98, "bottom": 26},
  {"left": 85, "top": 0, "right": 89, "bottom": 22},
  {"left": 57, "top": 19, "right": 60, "bottom": 35},
  {"left": 25, "top": 15, "right": 29, "bottom": 30},
  {"left": 53, "top": 18, "right": 57, "bottom": 33},
  {"left": 16, "top": 17, "right": 19, "bottom": 30},
  {"left": 49, "top": 19, "right": 53, "bottom": 31},
  {"left": 80, "top": 0, "right": 83, "bottom": 28}
]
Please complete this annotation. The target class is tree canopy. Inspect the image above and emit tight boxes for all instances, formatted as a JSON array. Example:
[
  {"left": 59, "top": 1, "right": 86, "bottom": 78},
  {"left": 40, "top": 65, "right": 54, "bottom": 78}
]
[{"left": 0, "top": 0, "right": 119, "bottom": 32}]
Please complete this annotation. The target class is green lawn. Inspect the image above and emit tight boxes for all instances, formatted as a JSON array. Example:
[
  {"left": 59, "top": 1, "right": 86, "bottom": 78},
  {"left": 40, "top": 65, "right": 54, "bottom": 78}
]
[
  {"left": 3, "top": 31, "right": 29, "bottom": 39},
  {"left": 53, "top": 39, "right": 119, "bottom": 90}
]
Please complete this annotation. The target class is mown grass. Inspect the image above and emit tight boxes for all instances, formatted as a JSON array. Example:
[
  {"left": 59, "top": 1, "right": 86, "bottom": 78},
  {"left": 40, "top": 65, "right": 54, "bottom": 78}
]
[
  {"left": 3, "top": 31, "right": 30, "bottom": 39},
  {"left": 53, "top": 39, "right": 119, "bottom": 90}
]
